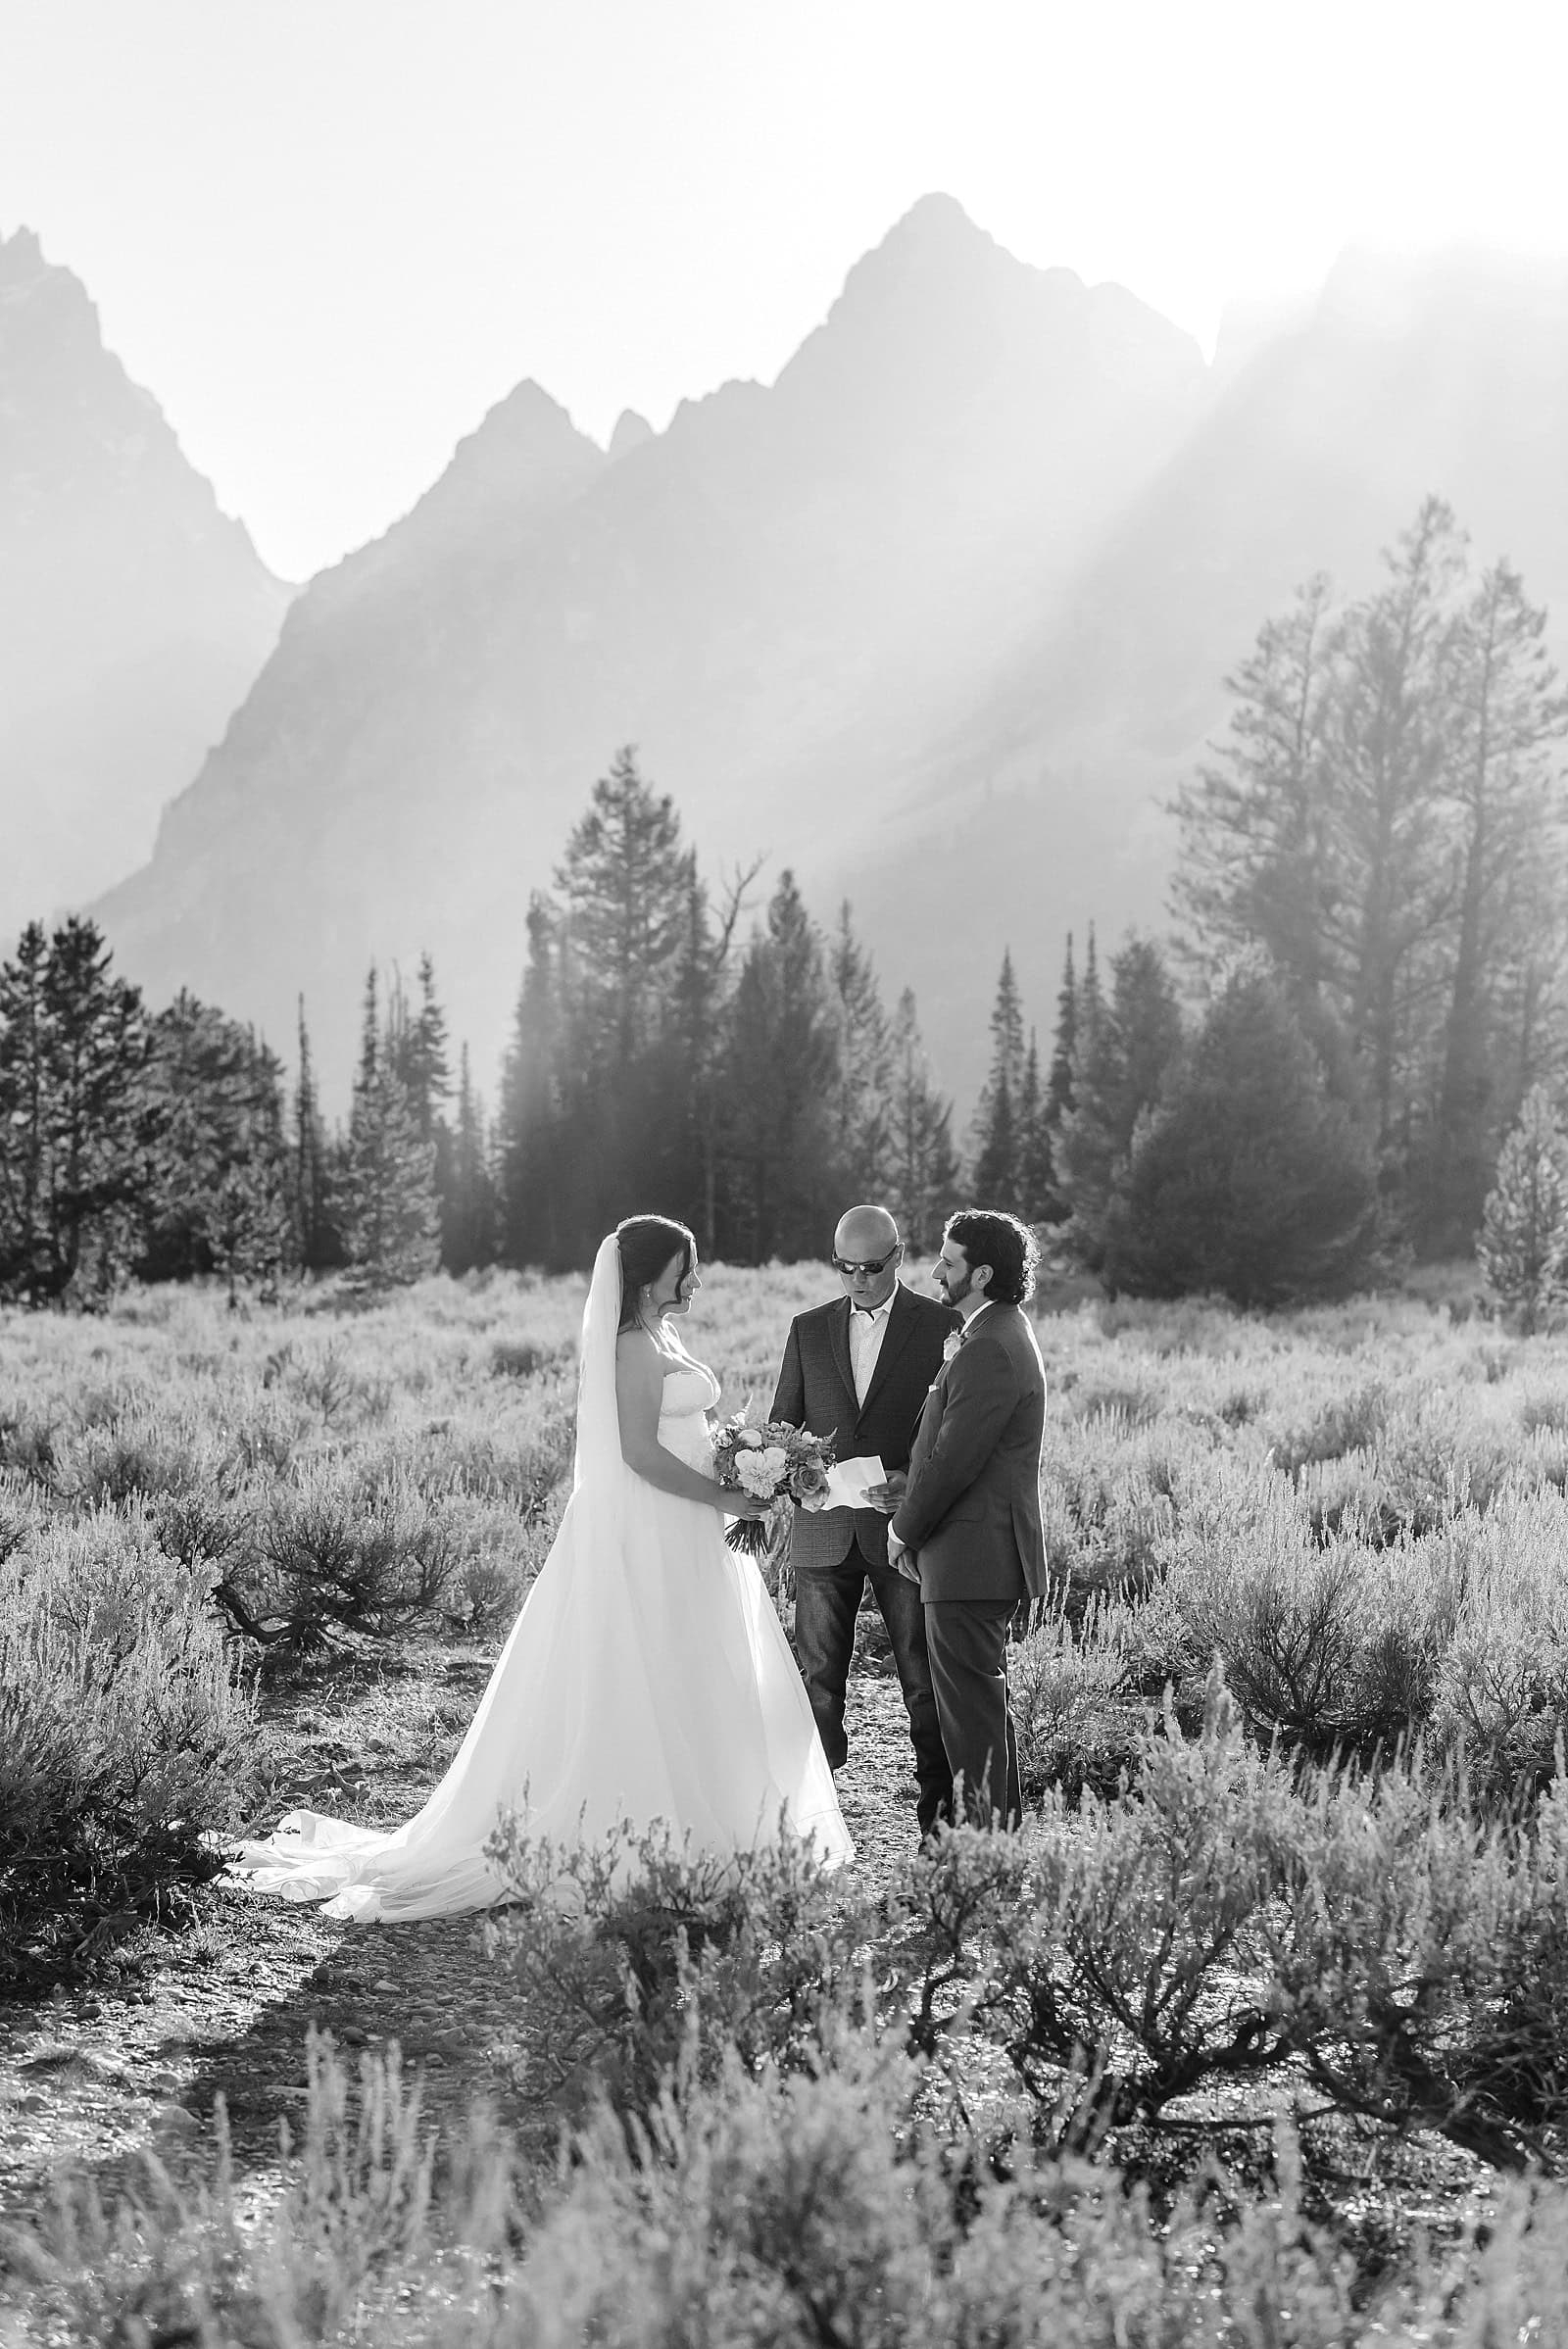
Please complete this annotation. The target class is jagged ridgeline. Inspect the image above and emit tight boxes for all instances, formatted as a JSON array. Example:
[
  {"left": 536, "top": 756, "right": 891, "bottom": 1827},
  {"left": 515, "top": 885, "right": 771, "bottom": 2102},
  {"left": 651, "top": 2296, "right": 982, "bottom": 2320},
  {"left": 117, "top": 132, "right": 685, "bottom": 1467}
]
[
  {"left": 85, "top": 192, "right": 1210, "bottom": 1103},
  {"left": 0, "top": 227, "right": 290, "bottom": 944},
  {"left": 69, "top": 217, "right": 1568, "bottom": 1125}
]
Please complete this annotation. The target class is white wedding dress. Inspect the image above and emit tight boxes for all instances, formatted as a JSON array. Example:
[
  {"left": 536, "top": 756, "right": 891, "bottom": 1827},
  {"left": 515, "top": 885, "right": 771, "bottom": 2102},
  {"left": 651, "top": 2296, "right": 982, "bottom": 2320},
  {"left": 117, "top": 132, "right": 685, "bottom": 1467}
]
[{"left": 227, "top": 1238, "right": 853, "bottom": 1920}]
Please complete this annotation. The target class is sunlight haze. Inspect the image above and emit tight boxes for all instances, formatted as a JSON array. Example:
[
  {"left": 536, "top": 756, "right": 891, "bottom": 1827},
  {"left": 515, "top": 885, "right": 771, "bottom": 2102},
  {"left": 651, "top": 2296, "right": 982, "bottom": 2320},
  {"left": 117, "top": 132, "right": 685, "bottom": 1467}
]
[{"left": 2, "top": 0, "right": 1562, "bottom": 578}]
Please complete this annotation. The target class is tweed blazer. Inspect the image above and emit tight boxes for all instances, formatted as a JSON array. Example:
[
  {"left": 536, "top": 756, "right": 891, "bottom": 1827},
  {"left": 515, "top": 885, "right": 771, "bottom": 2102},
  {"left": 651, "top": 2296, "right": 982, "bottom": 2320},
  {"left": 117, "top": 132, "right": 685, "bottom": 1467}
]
[
  {"left": 771, "top": 1281, "right": 956, "bottom": 1572},
  {"left": 891, "top": 1300, "right": 1049, "bottom": 1605}
]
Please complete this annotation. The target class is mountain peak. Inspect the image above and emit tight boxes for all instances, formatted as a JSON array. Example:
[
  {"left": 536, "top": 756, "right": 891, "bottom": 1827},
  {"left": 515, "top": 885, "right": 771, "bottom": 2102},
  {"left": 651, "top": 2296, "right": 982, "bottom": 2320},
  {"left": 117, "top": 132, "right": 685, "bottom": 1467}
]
[
  {"left": 845, "top": 191, "right": 1005, "bottom": 294},
  {"left": 455, "top": 377, "right": 591, "bottom": 464},
  {"left": 0, "top": 224, "right": 102, "bottom": 358},
  {"left": 609, "top": 408, "right": 655, "bottom": 459},
  {"left": 881, "top": 190, "right": 985, "bottom": 244},
  {"left": 412, "top": 378, "right": 602, "bottom": 523},
  {"left": 0, "top": 224, "right": 49, "bottom": 282}
]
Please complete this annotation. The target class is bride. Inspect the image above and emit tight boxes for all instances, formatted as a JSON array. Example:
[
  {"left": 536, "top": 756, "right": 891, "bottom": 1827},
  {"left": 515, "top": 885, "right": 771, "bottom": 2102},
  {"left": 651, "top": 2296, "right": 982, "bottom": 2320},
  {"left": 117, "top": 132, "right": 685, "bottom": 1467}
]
[{"left": 227, "top": 1216, "right": 854, "bottom": 1919}]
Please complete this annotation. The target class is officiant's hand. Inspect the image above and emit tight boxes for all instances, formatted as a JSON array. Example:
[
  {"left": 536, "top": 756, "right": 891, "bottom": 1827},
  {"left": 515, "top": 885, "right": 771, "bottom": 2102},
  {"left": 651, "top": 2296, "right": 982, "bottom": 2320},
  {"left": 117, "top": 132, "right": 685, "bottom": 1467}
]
[{"left": 862, "top": 1471, "right": 906, "bottom": 1513}]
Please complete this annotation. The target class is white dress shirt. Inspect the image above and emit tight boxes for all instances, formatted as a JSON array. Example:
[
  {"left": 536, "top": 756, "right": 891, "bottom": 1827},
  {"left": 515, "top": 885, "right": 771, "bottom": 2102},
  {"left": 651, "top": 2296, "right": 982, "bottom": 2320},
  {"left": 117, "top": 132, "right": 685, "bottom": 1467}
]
[{"left": 849, "top": 1294, "right": 895, "bottom": 1406}]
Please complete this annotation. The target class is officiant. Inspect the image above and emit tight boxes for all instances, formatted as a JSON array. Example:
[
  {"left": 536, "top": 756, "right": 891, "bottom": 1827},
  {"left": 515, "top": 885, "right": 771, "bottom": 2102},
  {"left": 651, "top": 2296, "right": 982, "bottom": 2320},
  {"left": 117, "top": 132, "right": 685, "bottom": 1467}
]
[{"left": 770, "top": 1203, "right": 957, "bottom": 1840}]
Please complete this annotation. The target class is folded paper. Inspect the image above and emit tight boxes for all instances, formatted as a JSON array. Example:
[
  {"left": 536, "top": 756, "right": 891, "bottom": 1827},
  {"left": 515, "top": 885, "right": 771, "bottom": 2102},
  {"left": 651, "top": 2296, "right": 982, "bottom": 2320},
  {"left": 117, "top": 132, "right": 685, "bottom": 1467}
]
[{"left": 821, "top": 1452, "right": 887, "bottom": 1511}]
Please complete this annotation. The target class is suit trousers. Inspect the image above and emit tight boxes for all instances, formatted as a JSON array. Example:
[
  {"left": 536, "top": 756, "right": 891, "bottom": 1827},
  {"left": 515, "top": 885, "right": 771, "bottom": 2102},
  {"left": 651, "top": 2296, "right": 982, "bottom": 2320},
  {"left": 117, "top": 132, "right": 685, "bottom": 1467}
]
[
  {"left": 923, "top": 1599, "right": 1023, "bottom": 1828},
  {"left": 793, "top": 1556, "right": 954, "bottom": 1837}
]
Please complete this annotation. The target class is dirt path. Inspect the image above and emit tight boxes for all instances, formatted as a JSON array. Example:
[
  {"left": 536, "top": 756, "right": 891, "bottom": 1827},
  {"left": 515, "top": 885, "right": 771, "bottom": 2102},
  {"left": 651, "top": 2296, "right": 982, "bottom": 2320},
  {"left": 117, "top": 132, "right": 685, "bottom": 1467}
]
[{"left": 0, "top": 1669, "right": 916, "bottom": 2230}]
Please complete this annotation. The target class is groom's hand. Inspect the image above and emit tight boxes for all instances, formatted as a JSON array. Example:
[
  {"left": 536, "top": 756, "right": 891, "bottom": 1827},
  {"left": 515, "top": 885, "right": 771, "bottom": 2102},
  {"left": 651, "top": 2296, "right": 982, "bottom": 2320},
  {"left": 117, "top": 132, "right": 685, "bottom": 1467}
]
[{"left": 887, "top": 1529, "right": 919, "bottom": 1584}]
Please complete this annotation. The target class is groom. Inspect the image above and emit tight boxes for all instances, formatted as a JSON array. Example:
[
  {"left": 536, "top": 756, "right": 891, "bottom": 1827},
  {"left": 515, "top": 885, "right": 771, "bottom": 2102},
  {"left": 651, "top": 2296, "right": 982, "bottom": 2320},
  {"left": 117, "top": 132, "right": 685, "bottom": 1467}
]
[
  {"left": 771, "top": 1203, "right": 956, "bottom": 1838},
  {"left": 887, "top": 1207, "right": 1048, "bottom": 1828}
]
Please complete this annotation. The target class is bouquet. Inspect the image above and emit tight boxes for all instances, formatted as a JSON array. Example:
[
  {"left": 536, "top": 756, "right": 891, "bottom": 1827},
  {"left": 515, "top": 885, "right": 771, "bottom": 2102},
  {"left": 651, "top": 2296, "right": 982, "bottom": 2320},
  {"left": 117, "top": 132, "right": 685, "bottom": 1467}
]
[{"left": 711, "top": 1412, "right": 836, "bottom": 1556}]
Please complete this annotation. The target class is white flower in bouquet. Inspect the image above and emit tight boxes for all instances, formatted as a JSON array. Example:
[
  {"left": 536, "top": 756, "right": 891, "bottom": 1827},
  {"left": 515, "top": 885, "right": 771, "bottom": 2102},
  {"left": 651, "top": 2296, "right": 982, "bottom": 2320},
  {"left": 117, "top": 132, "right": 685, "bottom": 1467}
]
[{"left": 716, "top": 1415, "right": 837, "bottom": 1555}]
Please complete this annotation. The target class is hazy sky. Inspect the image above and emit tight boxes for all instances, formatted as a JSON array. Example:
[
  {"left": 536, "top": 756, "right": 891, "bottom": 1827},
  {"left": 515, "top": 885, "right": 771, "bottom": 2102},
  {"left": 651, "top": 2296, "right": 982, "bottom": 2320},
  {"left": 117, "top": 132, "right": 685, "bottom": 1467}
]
[{"left": 3, "top": 0, "right": 1562, "bottom": 581}]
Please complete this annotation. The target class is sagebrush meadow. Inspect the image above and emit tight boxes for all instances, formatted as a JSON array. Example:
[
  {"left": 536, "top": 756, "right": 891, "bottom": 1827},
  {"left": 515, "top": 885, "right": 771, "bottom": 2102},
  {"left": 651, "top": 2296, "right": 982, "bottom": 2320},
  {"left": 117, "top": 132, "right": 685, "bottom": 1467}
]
[{"left": 6, "top": 1260, "right": 1568, "bottom": 2341}]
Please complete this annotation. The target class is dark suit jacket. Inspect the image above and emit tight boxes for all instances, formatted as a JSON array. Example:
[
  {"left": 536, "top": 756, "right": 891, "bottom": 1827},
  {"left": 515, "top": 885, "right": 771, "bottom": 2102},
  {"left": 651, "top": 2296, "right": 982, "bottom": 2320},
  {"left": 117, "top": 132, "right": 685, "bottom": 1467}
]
[
  {"left": 772, "top": 1281, "right": 956, "bottom": 1572},
  {"left": 892, "top": 1300, "right": 1049, "bottom": 1605}
]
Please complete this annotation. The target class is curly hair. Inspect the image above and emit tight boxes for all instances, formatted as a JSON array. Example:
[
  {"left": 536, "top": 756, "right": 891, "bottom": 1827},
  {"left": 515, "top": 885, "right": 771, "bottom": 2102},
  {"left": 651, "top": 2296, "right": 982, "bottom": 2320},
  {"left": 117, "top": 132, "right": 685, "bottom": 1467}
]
[
  {"left": 614, "top": 1214, "right": 697, "bottom": 1330},
  {"left": 944, "top": 1208, "right": 1040, "bottom": 1306}
]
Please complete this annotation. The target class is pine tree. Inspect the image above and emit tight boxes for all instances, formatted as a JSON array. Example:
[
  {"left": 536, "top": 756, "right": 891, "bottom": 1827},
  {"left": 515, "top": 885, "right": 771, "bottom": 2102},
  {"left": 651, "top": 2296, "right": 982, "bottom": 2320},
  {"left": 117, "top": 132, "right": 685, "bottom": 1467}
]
[
  {"left": 828, "top": 903, "right": 891, "bottom": 1199},
  {"left": 521, "top": 747, "right": 707, "bottom": 1255},
  {"left": 1078, "top": 926, "right": 1104, "bottom": 1060},
  {"left": 1038, "top": 936, "right": 1078, "bottom": 1224},
  {"left": 970, "top": 950, "right": 1027, "bottom": 1210},
  {"left": 887, "top": 989, "right": 958, "bottom": 1252},
  {"left": 441, "top": 1044, "right": 498, "bottom": 1275},
  {"left": 663, "top": 857, "right": 760, "bottom": 1255},
  {"left": 495, "top": 897, "right": 563, "bottom": 1267},
  {"left": 668, "top": 870, "right": 721, "bottom": 1252},
  {"left": 1170, "top": 573, "right": 1341, "bottom": 992},
  {"left": 1426, "top": 563, "right": 1568, "bottom": 1250},
  {"left": 1335, "top": 499, "right": 1470, "bottom": 1158},
  {"left": 1056, "top": 934, "right": 1183, "bottom": 1271},
  {"left": 717, "top": 872, "right": 840, "bottom": 1261},
  {"left": 1167, "top": 498, "right": 1568, "bottom": 1241},
  {"left": 1478, "top": 1085, "right": 1568, "bottom": 1333},
  {"left": 292, "top": 999, "right": 336, "bottom": 1271},
  {"left": 0, "top": 918, "right": 150, "bottom": 1304},
  {"left": 337, "top": 966, "right": 440, "bottom": 1292},
  {"left": 389, "top": 952, "right": 452, "bottom": 1145},
  {"left": 202, "top": 1053, "right": 294, "bottom": 1306},
  {"left": 1104, "top": 967, "right": 1378, "bottom": 1306},
  {"left": 1046, "top": 935, "right": 1077, "bottom": 1127},
  {"left": 555, "top": 746, "right": 691, "bottom": 1075},
  {"left": 139, "top": 992, "right": 294, "bottom": 1292},
  {"left": 0, "top": 923, "right": 49, "bottom": 1297},
  {"left": 1017, "top": 1030, "right": 1057, "bottom": 1223},
  {"left": 972, "top": 1066, "right": 1018, "bottom": 1212}
]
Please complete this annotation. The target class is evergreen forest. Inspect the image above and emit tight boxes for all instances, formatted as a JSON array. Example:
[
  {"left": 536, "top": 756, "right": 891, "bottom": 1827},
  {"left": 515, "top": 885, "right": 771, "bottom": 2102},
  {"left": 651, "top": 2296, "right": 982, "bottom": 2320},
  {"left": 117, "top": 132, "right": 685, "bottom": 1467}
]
[{"left": 5, "top": 499, "right": 1568, "bottom": 1309}]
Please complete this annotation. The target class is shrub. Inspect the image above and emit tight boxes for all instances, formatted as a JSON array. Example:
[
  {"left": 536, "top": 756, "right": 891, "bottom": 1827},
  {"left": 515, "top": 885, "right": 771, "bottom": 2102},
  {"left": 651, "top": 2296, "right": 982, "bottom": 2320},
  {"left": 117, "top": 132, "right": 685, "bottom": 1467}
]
[
  {"left": 483, "top": 1817, "right": 876, "bottom": 2123},
  {"left": 1266, "top": 1756, "right": 1568, "bottom": 2172},
  {"left": 15, "top": 2029, "right": 1568, "bottom": 2346},
  {"left": 912, "top": 1689, "right": 1568, "bottom": 2175},
  {"left": 52, "top": 1418, "right": 212, "bottom": 1508},
  {"left": 900, "top": 1690, "right": 1298, "bottom": 2148},
  {"left": 1039, "top": 1417, "right": 1186, "bottom": 1614},
  {"left": 0, "top": 1404, "right": 58, "bottom": 1480},
  {"left": 9, "top": 2032, "right": 440, "bottom": 2345},
  {"left": 1273, "top": 1380, "right": 1389, "bottom": 1476},
  {"left": 0, "top": 1506, "right": 263, "bottom": 1965},
  {"left": 234, "top": 1462, "right": 476, "bottom": 1649},
  {"left": 1479, "top": 1084, "right": 1568, "bottom": 1333},
  {"left": 488, "top": 1337, "right": 568, "bottom": 1379},
  {"left": 1425, "top": 1495, "right": 1568, "bottom": 1798},
  {"left": 1010, "top": 1609, "right": 1151, "bottom": 1804}
]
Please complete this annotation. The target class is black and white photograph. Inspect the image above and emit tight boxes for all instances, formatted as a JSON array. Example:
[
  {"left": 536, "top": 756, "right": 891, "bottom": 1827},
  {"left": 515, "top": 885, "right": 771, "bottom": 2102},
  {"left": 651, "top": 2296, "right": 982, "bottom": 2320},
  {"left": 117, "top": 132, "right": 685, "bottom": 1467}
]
[{"left": 5, "top": 1, "right": 1568, "bottom": 2337}]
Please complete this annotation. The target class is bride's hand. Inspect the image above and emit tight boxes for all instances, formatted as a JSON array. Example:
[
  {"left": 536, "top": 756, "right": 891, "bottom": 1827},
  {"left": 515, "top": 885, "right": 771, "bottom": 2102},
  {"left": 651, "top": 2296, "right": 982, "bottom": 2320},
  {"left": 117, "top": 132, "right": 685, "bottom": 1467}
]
[{"left": 721, "top": 1489, "right": 770, "bottom": 1520}]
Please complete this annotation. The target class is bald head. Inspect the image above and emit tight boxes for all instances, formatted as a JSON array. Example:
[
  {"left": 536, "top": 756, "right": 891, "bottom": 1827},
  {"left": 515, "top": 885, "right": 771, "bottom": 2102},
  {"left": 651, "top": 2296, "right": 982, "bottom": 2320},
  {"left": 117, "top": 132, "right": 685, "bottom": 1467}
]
[{"left": 832, "top": 1203, "right": 903, "bottom": 1305}]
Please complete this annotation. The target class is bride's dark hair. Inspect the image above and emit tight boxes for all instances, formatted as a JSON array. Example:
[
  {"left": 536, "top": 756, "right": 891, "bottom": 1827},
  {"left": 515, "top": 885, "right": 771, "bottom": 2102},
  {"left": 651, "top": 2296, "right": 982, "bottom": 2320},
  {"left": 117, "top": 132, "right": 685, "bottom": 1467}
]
[{"left": 615, "top": 1215, "right": 697, "bottom": 1331}]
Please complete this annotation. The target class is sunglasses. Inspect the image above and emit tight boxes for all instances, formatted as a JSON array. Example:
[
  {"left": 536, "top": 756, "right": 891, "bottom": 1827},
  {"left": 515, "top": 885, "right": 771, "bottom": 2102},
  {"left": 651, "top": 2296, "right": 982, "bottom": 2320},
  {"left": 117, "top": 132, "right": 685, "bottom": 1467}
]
[{"left": 831, "top": 1245, "right": 902, "bottom": 1277}]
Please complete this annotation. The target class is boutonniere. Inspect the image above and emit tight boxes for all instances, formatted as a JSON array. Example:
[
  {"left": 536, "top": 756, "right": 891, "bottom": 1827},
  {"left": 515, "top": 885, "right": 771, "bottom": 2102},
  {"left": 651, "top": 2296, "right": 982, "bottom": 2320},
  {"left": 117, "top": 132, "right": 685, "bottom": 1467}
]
[{"left": 941, "top": 1330, "right": 963, "bottom": 1364}]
